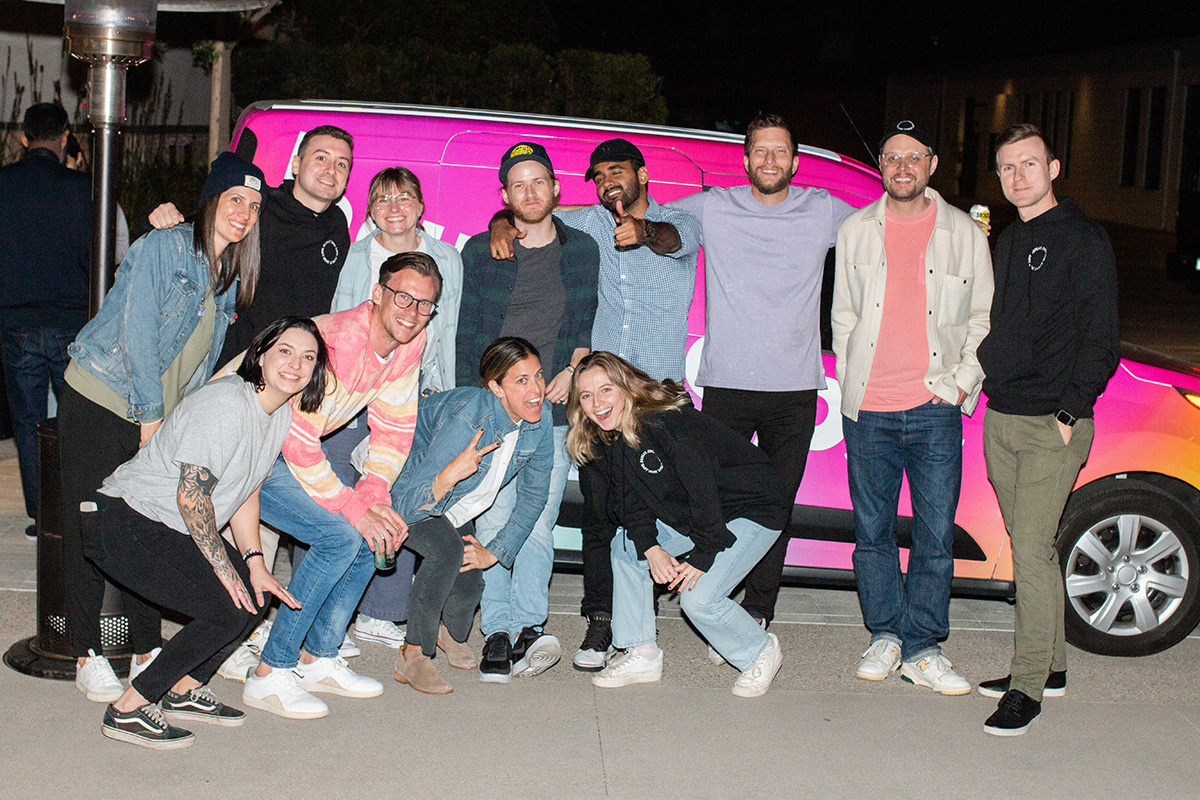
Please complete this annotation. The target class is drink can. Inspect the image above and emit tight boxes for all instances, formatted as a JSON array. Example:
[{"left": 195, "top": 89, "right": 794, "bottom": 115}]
[
  {"left": 970, "top": 204, "right": 990, "bottom": 226},
  {"left": 375, "top": 545, "right": 396, "bottom": 571}
]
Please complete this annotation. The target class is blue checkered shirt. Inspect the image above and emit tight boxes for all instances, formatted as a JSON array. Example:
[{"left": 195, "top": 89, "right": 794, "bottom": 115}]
[{"left": 555, "top": 198, "right": 701, "bottom": 381}]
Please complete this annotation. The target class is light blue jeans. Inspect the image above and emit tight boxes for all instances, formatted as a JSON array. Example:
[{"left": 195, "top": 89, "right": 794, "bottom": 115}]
[
  {"left": 473, "top": 424, "right": 569, "bottom": 638},
  {"left": 258, "top": 456, "right": 375, "bottom": 668},
  {"left": 611, "top": 518, "right": 778, "bottom": 671}
]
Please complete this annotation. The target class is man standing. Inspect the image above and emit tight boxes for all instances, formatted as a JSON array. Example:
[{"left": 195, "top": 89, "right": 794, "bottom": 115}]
[
  {"left": 977, "top": 123, "right": 1119, "bottom": 736},
  {"left": 832, "top": 120, "right": 993, "bottom": 696},
  {"left": 241, "top": 252, "right": 440, "bottom": 719},
  {"left": 668, "top": 113, "right": 855, "bottom": 638},
  {"left": 458, "top": 142, "right": 599, "bottom": 681},
  {"left": 0, "top": 103, "right": 90, "bottom": 541},
  {"left": 490, "top": 138, "right": 701, "bottom": 669}
]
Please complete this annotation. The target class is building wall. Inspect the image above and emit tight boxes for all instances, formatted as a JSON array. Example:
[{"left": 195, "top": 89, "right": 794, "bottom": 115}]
[
  {"left": 0, "top": 31, "right": 211, "bottom": 130},
  {"left": 887, "top": 38, "right": 1200, "bottom": 232}
]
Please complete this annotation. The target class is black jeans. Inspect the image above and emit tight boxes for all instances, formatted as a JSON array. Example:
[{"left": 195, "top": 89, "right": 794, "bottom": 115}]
[
  {"left": 402, "top": 516, "right": 484, "bottom": 658},
  {"left": 57, "top": 381, "right": 162, "bottom": 657},
  {"left": 698, "top": 387, "right": 816, "bottom": 623},
  {"left": 86, "top": 495, "right": 264, "bottom": 702}
]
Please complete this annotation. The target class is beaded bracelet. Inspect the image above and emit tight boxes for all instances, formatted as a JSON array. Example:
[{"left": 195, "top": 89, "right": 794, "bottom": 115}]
[{"left": 242, "top": 549, "right": 264, "bottom": 562}]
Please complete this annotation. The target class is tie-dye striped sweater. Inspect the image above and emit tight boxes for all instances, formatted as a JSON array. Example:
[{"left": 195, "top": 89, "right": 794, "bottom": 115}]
[{"left": 281, "top": 302, "right": 424, "bottom": 525}]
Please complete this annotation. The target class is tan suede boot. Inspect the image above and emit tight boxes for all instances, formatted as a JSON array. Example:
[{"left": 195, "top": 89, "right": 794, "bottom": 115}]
[
  {"left": 394, "top": 644, "right": 452, "bottom": 695},
  {"left": 437, "top": 622, "right": 478, "bottom": 670}
]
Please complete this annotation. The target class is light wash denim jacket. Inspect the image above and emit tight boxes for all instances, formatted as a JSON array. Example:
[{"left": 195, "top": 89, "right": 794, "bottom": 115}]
[
  {"left": 67, "top": 224, "right": 238, "bottom": 423},
  {"left": 390, "top": 386, "right": 553, "bottom": 569}
]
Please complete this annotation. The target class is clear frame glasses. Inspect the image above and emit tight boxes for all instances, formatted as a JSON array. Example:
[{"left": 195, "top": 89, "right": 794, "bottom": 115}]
[
  {"left": 880, "top": 152, "right": 933, "bottom": 167},
  {"left": 372, "top": 192, "right": 418, "bottom": 208}
]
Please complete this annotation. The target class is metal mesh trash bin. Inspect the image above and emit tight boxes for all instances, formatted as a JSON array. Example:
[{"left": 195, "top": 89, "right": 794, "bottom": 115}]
[{"left": 4, "top": 417, "right": 131, "bottom": 679}]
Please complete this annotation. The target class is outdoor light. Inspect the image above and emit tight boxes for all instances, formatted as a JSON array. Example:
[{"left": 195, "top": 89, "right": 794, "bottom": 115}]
[{"left": 65, "top": 0, "right": 157, "bottom": 313}]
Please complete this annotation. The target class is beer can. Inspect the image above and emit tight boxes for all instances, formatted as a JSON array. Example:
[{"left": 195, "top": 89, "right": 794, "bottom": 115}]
[
  {"left": 970, "top": 204, "right": 990, "bottom": 226},
  {"left": 375, "top": 545, "right": 396, "bottom": 571}
]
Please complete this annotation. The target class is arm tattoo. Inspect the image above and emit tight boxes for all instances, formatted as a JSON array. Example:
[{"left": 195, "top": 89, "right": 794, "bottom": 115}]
[{"left": 178, "top": 463, "right": 238, "bottom": 585}]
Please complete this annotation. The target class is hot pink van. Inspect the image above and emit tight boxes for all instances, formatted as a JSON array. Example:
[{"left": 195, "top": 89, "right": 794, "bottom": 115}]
[{"left": 233, "top": 101, "right": 1200, "bottom": 657}]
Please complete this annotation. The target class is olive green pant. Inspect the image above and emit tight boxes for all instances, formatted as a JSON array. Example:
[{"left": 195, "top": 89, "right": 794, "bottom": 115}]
[{"left": 983, "top": 410, "right": 1094, "bottom": 701}]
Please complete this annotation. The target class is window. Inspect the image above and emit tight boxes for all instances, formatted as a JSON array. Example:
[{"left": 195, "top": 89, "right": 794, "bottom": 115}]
[{"left": 1121, "top": 88, "right": 1142, "bottom": 187}]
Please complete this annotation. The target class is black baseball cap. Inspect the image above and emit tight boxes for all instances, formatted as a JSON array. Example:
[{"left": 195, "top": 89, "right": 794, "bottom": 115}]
[
  {"left": 585, "top": 138, "right": 645, "bottom": 181},
  {"left": 499, "top": 141, "right": 554, "bottom": 184},
  {"left": 878, "top": 120, "right": 936, "bottom": 156}
]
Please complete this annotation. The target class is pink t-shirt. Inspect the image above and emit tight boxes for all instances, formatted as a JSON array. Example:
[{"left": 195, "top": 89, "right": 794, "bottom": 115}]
[{"left": 860, "top": 201, "right": 938, "bottom": 412}]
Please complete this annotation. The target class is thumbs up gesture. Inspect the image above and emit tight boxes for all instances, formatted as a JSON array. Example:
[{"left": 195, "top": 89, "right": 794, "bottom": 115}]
[{"left": 613, "top": 198, "right": 648, "bottom": 249}]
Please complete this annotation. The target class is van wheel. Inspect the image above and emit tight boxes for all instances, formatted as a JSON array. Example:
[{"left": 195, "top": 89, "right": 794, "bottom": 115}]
[{"left": 1057, "top": 480, "right": 1200, "bottom": 656}]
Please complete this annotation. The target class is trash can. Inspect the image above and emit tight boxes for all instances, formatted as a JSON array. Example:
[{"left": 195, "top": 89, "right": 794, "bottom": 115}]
[{"left": 4, "top": 417, "right": 132, "bottom": 679}]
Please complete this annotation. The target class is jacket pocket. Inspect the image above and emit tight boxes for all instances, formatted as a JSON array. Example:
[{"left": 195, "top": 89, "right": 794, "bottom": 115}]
[{"left": 937, "top": 275, "right": 973, "bottom": 328}]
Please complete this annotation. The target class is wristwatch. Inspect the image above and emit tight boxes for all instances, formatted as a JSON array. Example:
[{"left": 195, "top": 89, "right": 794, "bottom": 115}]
[{"left": 1055, "top": 409, "right": 1077, "bottom": 427}]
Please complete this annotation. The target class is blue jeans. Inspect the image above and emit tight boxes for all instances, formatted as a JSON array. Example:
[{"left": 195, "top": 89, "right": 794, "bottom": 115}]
[
  {"left": 611, "top": 519, "right": 777, "bottom": 671},
  {"left": 843, "top": 401, "right": 962, "bottom": 660},
  {"left": 304, "top": 410, "right": 418, "bottom": 623},
  {"left": 473, "top": 424, "right": 568, "bottom": 637},
  {"left": 0, "top": 323, "right": 77, "bottom": 519},
  {"left": 258, "top": 456, "right": 375, "bottom": 668}
]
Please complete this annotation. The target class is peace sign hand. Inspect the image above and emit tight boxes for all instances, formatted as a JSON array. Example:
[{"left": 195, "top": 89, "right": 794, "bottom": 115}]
[{"left": 442, "top": 429, "right": 502, "bottom": 488}]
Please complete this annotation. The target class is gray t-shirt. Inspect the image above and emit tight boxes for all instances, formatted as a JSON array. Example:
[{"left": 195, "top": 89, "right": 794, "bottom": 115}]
[
  {"left": 669, "top": 185, "right": 855, "bottom": 392},
  {"left": 499, "top": 237, "right": 565, "bottom": 371},
  {"left": 101, "top": 376, "right": 293, "bottom": 534}
]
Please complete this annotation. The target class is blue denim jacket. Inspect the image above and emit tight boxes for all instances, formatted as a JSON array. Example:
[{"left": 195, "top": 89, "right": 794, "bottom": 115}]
[
  {"left": 391, "top": 386, "right": 553, "bottom": 569},
  {"left": 67, "top": 225, "right": 238, "bottom": 423}
]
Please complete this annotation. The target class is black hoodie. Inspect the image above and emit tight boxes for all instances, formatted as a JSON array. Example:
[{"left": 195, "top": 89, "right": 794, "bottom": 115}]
[
  {"left": 218, "top": 180, "right": 350, "bottom": 363},
  {"left": 976, "top": 197, "right": 1119, "bottom": 418}
]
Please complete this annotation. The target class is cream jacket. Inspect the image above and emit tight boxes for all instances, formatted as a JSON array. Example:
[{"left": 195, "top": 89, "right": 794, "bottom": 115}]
[{"left": 832, "top": 187, "right": 993, "bottom": 421}]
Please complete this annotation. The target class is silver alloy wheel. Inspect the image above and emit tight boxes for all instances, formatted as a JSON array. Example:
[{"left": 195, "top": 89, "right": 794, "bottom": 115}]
[{"left": 1063, "top": 512, "right": 1189, "bottom": 637}]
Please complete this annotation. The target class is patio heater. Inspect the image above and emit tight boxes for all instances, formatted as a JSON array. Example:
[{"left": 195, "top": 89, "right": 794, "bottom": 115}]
[{"left": 5, "top": 0, "right": 270, "bottom": 681}]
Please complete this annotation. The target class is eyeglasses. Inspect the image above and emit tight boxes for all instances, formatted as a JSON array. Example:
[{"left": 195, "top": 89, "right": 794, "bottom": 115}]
[
  {"left": 372, "top": 192, "right": 418, "bottom": 208},
  {"left": 380, "top": 284, "right": 437, "bottom": 316},
  {"left": 880, "top": 152, "right": 933, "bottom": 167}
]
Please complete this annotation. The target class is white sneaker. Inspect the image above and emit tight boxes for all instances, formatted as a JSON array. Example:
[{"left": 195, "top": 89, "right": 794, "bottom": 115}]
[
  {"left": 708, "top": 616, "right": 766, "bottom": 667},
  {"left": 128, "top": 647, "right": 162, "bottom": 683},
  {"left": 899, "top": 653, "right": 972, "bottom": 696},
  {"left": 294, "top": 656, "right": 383, "bottom": 698},
  {"left": 76, "top": 649, "right": 123, "bottom": 703},
  {"left": 217, "top": 618, "right": 272, "bottom": 683},
  {"left": 592, "top": 647, "right": 663, "bottom": 688},
  {"left": 732, "top": 632, "right": 783, "bottom": 698},
  {"left": 855, "top": 639, "right": 901, "bottom": 681},
  {"left": 242, "top": 667, "right": 329, "bottom": 719},
  {"left": 352, "top": 615, "right": 405, "bottom": 649},
  {"left": 338, "top": 633, "right": 361, "bottom": 659}
]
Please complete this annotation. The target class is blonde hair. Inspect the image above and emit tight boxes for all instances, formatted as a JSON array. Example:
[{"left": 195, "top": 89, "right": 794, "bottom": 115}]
[{"left": 566, "top": 351, "right": 687, "bottom": 465}]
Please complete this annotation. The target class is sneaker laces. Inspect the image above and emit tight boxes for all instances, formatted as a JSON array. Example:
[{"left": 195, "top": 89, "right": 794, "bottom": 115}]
[
  {"left": 138, "top": 703, "right": 170, "bottom": 728},
  {"left": 187, "top": 685, "right": 220, "bottom": 705},
  {"left": 862, "top": 640, "right": 897, "bottom": 659},
  {"left": 581, "top": 617, "right": 612, "bottom": 652},
  {"left": 997, "top": 689, "right": 1025, "bottom": 713}
]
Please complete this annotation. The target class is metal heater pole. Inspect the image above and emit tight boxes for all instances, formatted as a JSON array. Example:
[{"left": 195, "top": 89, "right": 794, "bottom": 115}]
[{"left": 87, "top": 61, "right": 124, "bottom": 315}]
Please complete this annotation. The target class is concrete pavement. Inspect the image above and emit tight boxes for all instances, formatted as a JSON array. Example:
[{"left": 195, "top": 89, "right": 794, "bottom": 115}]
[{"left": 3, "top": 439, "right": 1200, "bottom": 798}]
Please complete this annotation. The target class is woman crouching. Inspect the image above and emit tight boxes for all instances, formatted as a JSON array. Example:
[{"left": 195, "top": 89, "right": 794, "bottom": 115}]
[
  {"left": 388, "top": 336, "right": 553, "bottom": 693},
  {"left": 567, "top": 352, "right": 790, "bottom": 697},
  {"left": 85, "top": 317, "right": 329, "bottom": 749}
]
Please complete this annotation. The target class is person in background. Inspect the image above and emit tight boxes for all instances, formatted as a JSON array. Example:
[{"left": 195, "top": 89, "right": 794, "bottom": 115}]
[{"left": 327, "top": 165, "right": 464, "bottom": 653}]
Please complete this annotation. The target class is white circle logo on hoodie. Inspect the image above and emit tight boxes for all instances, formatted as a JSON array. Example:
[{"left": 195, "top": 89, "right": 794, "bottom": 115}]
[
  {"left": 1028, "top": 246, "right": 1047, "bottom": 272},
  {"left": 639, "top": 449, "right": 664, "bottom": 474}
]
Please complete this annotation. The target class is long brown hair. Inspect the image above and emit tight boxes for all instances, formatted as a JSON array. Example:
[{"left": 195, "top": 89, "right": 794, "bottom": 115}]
[
  {"left": 565, "top": 351, "right": 687, "bottom": 465},
  {"left": 193, "top": 189, "right": 261, "bottom": 308}
]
